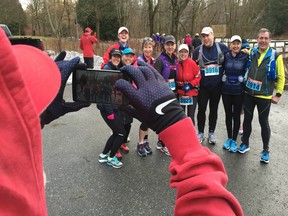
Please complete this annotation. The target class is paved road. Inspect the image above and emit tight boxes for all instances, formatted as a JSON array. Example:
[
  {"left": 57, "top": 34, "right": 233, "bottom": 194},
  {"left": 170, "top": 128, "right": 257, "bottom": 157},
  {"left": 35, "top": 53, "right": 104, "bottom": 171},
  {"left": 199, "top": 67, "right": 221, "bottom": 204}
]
[{"left": 43, "top": 86, "right": 288, "bottom": 216}]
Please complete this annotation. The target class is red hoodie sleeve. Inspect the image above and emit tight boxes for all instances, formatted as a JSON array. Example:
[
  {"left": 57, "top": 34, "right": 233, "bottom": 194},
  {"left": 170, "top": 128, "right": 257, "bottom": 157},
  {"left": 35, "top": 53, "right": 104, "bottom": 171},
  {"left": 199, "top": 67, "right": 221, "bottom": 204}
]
[
  {"left": 159, "top": 118, "right": 244, "bottom": 216},
  {"left": 0, "top": 38, "right": 48, "bottom": 215},
  {"left": 89, "top": 35, "right": 98, "bottom": 44},
  {"left": 190, "top": 59, "right": 201, "bottom": 88}
]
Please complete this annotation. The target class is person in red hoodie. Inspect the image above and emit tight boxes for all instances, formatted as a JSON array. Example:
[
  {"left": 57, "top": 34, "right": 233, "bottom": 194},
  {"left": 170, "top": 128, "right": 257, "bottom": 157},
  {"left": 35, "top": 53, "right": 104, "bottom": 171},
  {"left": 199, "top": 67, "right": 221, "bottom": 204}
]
[
  {"left": 176, "top": 44, "right": 201, "bottom": 125},
  {"left": 0, "top": 28, "right": 90, "bottom": 215},
  {"left": 80, "top": 27, "right": 99, "bottom": 69},
  {"left": 115, "top": 60, "right": 244, "bottom": 216},
  {"left": 0, "top": 26, "right": 243, "bottom": 215},
  {"left": 0, "top": 28, "right": 60, "bottom": 215}
]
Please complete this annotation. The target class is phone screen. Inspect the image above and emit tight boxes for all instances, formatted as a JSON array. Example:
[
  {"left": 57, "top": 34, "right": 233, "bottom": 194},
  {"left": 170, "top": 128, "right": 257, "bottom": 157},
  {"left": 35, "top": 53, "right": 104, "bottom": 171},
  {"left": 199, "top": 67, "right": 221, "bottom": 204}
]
[{"left": 72, "top": 69, "right": 129, "bottom": 105}]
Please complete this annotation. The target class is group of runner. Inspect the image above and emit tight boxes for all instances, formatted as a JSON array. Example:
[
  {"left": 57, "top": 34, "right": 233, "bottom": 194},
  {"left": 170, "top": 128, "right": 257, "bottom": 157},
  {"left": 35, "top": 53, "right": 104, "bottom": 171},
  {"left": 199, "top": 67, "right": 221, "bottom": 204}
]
[{"left": 97, "top": 26, "right": 285, "bottom": 169}]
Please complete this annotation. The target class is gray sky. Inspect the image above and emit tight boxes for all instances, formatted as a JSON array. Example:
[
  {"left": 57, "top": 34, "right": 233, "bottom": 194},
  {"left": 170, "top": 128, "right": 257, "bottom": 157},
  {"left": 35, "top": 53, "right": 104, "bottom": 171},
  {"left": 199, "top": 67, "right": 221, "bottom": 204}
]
[{"left": 19, "top": 0, "right": 28, "bottom": 10}]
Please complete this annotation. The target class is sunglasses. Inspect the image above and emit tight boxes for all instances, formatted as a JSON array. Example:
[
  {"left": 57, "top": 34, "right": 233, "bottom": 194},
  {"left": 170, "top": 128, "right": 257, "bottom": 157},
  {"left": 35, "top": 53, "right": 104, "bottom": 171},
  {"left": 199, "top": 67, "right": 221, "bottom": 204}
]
[{"left": 143, "top": 37, "right": 153, "bottom": 42}]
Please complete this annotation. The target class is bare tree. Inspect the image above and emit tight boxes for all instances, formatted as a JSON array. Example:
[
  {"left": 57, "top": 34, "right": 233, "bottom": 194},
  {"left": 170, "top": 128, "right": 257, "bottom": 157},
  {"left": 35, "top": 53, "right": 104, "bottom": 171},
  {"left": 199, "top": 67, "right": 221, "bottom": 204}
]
[
  {"left": 45, "top": 0, "right": 68, "bottom": 51},
  {"left": 170, "top": 0, "right": 191, "bottom": 41},
  {"left": 147, "top": 0, "right": 160, "bottom": 35}
]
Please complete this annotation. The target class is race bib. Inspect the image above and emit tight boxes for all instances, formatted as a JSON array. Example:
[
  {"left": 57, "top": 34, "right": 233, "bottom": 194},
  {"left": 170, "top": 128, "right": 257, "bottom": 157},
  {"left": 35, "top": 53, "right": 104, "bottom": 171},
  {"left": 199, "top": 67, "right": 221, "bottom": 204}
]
[
  {"left": 167, "top": 79, "right": 176, "bottom": 90},
  {"left": 179, "top": 95, "right": 193, "bottom": 105},
  {"left": 246, "top": 78, "right": 262, "bottom": 91},
  {"left": 204, "top": 64, "right": 220, "bottom": 76}
]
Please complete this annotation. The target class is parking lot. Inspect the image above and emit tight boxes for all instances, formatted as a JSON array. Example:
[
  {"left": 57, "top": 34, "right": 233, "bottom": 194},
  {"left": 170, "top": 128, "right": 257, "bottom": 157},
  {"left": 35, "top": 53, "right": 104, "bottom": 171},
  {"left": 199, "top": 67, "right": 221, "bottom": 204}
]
[{"left": 42, "top": 86, "right": 288, "bottom": 216}]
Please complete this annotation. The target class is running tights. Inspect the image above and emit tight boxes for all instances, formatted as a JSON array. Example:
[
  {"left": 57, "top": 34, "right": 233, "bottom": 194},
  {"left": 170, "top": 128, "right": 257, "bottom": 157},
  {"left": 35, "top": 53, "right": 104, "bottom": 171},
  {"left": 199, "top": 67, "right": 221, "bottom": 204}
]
[{"left": 242, "top": 94, "right": 271, "bottom": 150}]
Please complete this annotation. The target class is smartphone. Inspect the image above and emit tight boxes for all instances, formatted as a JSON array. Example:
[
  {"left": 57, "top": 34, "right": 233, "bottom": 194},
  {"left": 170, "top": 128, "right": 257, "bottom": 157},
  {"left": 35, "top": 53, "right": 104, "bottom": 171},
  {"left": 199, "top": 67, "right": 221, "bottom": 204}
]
[{"left": 72, "top": 69, "right": 129, "bottom": 105}]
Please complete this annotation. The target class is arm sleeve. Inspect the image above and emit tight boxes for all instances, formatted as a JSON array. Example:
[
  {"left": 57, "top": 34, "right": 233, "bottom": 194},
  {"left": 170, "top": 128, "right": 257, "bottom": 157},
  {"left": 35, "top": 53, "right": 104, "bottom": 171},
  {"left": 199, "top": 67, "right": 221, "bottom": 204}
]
[
  {"left": 192, "top": 47, "right": 200, "bottom": 62},
  {"left": 275, "top": 54, "right": 285, "bottom": 94},
  {"left": 220, "top": 43, "right": 229, "bottom": 54},
  {"left": 190, "top": 60, "right": 201, "bottom": 87},
  {"left": 154, "top": 58, "right": 163, "bottom": 74},
  {"left": 90, "top": 36, "right": 98, "bottom": 44},
  {"left": 159, "top": 118, "right": 244, "bottom": 216}
]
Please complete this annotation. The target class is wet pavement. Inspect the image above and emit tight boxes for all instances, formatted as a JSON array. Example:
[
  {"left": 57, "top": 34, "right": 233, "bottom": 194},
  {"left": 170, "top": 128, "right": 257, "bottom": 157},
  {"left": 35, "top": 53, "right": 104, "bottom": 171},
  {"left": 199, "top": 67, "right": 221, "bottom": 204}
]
[{"left": 43, "top": 86, "right": 288, "bottom": 216}]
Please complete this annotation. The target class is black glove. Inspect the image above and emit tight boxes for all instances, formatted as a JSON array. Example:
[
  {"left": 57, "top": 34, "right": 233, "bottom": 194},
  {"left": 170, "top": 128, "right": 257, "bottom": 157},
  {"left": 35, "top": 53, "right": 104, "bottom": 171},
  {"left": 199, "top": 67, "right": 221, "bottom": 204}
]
[
  {"left": 40, "top": 51, "right": 90, "bottom": 128},
  {"left": 115, "top": 60, "right": 186, "bottom": 134}
]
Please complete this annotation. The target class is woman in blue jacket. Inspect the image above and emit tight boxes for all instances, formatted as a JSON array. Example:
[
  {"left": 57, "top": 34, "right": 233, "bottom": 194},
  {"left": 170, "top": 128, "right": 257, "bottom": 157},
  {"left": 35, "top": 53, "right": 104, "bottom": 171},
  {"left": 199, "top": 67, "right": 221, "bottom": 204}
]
[{"left": 222, "top": 35, "right": 248, "bottom": 152}]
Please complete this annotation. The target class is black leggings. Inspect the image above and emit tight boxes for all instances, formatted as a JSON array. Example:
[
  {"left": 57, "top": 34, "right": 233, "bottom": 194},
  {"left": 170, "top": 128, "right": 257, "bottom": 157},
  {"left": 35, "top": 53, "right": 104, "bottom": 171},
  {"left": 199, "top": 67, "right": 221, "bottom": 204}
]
[
  {"left": 181, "top": 96, "right": 198, "bottom": 125},
  {"left": 242, "top": 94, "right": 271, "bottom": 150},
  {"left": 84, "top": 57, "right": 94, "bottom": 69},
  {"left": 197, "top": 86, "right": 221, "bottom": 133},
  {"left": 100, "top": 111, "right": 127, "bottom": 157},
  {"left": 222, "top": 94, "right": 244, "bottom": 141}
]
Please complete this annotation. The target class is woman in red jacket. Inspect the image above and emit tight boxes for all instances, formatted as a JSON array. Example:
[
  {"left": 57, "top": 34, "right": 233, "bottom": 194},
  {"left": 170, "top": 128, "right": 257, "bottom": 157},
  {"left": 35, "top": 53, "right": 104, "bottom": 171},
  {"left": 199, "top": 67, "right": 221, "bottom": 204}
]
[{"left": 176, "top": 44, "right": 201, "bottom": 125}]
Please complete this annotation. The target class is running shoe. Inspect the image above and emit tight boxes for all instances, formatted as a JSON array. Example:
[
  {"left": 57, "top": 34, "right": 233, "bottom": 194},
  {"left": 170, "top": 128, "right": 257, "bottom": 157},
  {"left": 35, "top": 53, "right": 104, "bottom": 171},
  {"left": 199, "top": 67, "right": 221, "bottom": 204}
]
[
  {"left": 237, "top": 143, "right": 250, "bottom": 154},
  {"left": 137, "top": 143, "right": 147, "bottom": 157},
  {"left": 116, "top": 150, "right": 122, "bottom": 160},
  {"left": 144, "top": 141, "right": 152, "bottom": 154},
  {"left": 162, "top": 146, "right": 170, "bottom": 156},
  {"left": 107, "top": 156, "right": 123, "bottom": 168},
  {"left": 229, "top": 140, "right": 237, "bottom": 153},
  {"left": 208, "top": 132, "right": 216, "bottom": 145},
  {"left": 156, "top": 140, "right": 170, "bottom": 156},
  {"left": 98, "top": 153, "right": 109, "bottom": 163},
  {"left": 156, "top": 140, "right": 164, "bottom": 150},
  {"left": 197, "top": 132, "right": 204, "bottom": 144},
  {"left": 223, "top": 138, "right": 232, "bottom": 150},
  {"left": 260, "top": 150, "right": 269, "bottom": 164},
  {"left": 120, "top": 143, "right": 129, "bottom": 153}
]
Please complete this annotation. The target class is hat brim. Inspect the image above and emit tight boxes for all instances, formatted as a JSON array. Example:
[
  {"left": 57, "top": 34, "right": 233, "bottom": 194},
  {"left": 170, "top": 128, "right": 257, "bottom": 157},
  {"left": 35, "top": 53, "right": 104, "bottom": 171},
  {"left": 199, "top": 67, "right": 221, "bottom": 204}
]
[
  {"left": 12, "top": 45, "right": 60, "bottom": 114},
  {"left": 165, "top": 40, "right": 175, "bottom": 44}
]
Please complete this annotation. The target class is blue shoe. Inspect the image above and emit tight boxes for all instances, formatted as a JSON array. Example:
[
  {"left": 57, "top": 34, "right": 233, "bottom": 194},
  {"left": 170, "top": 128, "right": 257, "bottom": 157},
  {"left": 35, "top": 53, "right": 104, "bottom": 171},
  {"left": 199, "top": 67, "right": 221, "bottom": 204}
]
[
  {"left": 98, "top": 153, "right": 109, "bottom": 163},
  {"left": 107, "top": 156, "right": 123, "bottom": 168},
  {"left": 223, "top": 138, "right": 232, "bottom": 150},
  {"left": 229, "top": 140, "right": 237, "bottom": 153},
  {"left": 237, "top": 143, "right": 250, "bottom": 154},
  {"left": 260, "top": 150, "right": 269, "bottom": 164}
]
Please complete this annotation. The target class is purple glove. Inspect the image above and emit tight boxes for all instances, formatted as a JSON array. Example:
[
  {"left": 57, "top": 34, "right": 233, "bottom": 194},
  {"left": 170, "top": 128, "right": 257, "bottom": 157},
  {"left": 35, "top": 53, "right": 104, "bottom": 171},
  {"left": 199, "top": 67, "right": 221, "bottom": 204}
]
[
  {"left": 115, "top": 60, "right": 186, "bottom": 134},
  {"left": 40, "top": 52, "right": 90, "bottom": 128}
]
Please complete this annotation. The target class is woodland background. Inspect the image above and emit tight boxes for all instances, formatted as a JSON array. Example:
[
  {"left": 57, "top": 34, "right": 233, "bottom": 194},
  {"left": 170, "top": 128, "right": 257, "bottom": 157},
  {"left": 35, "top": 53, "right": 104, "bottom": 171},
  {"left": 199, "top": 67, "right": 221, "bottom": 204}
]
[{"left": 1, "top": 0, "right": 288, "bottom": 54}]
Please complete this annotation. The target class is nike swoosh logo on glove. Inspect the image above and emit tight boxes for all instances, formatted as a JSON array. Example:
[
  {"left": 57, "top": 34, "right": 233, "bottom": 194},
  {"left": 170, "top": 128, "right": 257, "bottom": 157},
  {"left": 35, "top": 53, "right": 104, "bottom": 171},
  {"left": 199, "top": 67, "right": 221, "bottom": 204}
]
[{"left": 155, "top": 98, "right": 176, "bottom": 115}]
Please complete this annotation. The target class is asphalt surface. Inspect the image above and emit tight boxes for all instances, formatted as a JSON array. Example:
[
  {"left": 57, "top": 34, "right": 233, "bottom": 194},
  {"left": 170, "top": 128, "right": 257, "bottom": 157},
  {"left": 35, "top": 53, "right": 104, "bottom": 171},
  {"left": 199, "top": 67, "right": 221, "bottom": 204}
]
[{"left": 43, "top": 86, "right": 288, "bottom": 216}]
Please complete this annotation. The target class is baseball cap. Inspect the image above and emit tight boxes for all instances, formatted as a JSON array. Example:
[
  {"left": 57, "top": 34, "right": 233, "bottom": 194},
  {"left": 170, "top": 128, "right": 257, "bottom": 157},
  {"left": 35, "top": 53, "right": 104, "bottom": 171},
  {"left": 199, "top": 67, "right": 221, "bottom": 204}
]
[
  {"left": 0, "top": 29, "right": 60, "bottom": 115},
  {"left": 230, "top": 35, "right": 242, "bottom": 42},
  {"left": 195, "top": 33, "right": 199, "bottom": 36},
  {"left": 85, "top": 27, "right": 92, "bottom": 32},
  {"left": 110, "top": 48, "right": 122, "bottom": 57},
  {"left": 118, "top": 26, "right": 129, "bottom": 34},
  {"left": 165, "top": 35, "right": 175, "bottom": 44},
  {"left": 122, "top": 48, "right": 135, "bottom": 55},
  {"left": 178, "top": 44, "right": 189, "bottom": 52},
  {"left": 201, "top": 27, "right": 213, "bottom": 35}
]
